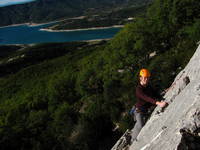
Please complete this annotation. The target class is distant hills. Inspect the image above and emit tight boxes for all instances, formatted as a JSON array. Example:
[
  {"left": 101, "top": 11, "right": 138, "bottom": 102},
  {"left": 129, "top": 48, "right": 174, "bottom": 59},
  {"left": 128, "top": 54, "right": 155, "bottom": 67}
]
[{"left": 0, "top": 0, "right": 151, "bottom": 27}]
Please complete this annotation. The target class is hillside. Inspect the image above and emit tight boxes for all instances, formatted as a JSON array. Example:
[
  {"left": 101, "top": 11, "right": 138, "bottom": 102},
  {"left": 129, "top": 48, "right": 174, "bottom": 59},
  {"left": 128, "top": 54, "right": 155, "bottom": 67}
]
[
  {"left": 0, "top": 0, "right": 150, "bottom": 27},
  {"left": 43, "top": 4, "right": 147, "bottom": 31},
  {"left": 0, "top": 0, "right": 200, "bottom": 150}
]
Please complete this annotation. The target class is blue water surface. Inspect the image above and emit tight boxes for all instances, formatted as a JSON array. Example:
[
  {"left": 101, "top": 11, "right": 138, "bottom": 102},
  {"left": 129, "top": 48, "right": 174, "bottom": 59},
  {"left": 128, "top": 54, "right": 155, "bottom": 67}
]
[
  {"left": 0, "top": 0, "right": 36, "bottom": 7},
  {"left": 0, "top": 23, "right": 122, "bottom": 45}
]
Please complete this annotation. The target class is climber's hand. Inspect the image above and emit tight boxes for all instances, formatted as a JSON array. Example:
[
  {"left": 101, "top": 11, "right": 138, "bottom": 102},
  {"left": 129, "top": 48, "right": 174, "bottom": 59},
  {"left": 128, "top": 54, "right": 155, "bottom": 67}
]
[{"left": 156, "top": 101, "right": 168, "bottom": 108}]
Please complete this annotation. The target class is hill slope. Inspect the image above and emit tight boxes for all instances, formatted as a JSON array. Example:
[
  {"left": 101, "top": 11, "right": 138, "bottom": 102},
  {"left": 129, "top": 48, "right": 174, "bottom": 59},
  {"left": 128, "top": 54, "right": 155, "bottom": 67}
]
[{"left": 0, "top": 0, "right": 150, "bottom": 27}]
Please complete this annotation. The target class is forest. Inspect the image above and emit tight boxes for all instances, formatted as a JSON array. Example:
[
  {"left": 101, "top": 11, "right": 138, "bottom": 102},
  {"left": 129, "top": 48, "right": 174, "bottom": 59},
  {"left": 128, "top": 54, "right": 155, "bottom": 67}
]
[{"left": 0, "top": 0, "right": 200, "bottom": 149}]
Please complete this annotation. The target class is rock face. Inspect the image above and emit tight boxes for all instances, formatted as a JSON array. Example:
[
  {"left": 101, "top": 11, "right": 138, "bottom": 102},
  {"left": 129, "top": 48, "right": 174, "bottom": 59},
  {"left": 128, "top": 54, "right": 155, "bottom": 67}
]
[
  {"left": 112, "top": 44, "right": 200, "bottom": 150},
  {"left": 112, "top": 129, "right": 132, "bottom": 150}
]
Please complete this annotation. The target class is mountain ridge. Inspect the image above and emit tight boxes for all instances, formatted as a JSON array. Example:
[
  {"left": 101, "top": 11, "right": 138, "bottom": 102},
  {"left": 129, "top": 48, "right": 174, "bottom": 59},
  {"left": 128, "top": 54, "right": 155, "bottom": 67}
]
[{"left": 0, "top": 0, "right": 150, "bottom": 27}]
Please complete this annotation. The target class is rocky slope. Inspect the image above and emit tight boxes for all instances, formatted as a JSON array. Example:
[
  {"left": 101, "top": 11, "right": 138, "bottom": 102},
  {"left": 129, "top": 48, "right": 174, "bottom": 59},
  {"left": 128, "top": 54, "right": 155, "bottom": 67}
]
[{"left": 112, "top": 43, "right": 200, "bottom": 150}]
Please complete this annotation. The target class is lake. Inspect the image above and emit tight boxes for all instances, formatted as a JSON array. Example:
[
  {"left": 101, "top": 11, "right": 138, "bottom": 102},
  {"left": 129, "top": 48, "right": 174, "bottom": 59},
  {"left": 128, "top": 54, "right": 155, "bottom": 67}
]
[{"left": 0, "top": 23, "right": 122, "bottom": 45}]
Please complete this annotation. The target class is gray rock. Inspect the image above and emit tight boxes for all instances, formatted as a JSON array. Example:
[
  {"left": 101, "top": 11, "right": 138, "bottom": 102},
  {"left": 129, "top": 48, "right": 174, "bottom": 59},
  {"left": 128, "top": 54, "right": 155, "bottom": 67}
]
[
  {"left": 112, "top": 44, "right": 200, "bottom": 150},
  {"left": 111, "top": 129, "right": 132, "bottom": 150}
]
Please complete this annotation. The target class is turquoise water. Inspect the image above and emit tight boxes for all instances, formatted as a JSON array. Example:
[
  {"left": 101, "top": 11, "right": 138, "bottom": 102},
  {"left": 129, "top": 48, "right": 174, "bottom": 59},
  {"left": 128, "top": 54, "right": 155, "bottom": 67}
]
[
  {"left": 0, "top": 23, "right": 122, "bottom": 45},
  {"left": 0, "top": 0, "right": 36, "bottom": 7}
]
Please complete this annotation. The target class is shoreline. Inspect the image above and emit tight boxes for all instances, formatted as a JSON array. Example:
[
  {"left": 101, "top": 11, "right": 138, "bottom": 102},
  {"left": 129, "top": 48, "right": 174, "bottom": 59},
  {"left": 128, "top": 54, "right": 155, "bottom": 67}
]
[
  {"left": 28, "top": 19, "right": 64, "bottom": 27},
  {"left": 0, "top": 21, "right": 58, "bottom": 29},
  {"left": 0, "top": 16, "right": 87, "bottom": 29},
  {"left": 0, "top": 23, "right": 30, "bottom": 29},
  {"left": 40, "top": 25, "right": 124, "bottom": 32},
  {"left": 0, "top": 20, "right": 61, "bottom": 29}
]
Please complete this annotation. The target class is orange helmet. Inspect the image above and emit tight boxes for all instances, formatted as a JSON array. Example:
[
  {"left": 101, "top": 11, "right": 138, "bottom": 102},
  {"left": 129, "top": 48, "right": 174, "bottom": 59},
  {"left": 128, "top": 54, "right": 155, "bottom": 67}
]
[{"left": 139, "top": 69, "right": 150, "bottom": 77}]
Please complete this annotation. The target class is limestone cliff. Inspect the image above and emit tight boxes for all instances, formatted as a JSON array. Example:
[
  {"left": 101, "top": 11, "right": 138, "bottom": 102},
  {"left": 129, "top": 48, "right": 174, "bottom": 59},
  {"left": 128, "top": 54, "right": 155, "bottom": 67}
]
[{"left": 112, "top": 44, "right": 200, "bottom": 150}]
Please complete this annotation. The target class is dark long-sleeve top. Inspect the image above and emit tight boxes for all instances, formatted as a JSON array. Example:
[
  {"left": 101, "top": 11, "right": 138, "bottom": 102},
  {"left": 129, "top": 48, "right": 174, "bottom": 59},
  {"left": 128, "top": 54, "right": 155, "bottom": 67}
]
[{"left": 135, "top": 83, "right": 157, "bottom": 113}]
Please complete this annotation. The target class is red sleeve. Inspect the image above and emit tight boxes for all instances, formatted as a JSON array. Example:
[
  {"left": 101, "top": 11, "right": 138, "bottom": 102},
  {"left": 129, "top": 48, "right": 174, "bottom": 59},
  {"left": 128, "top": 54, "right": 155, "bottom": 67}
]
[{"left": 136, "top": 86, "right": 157, "bottom": 104}]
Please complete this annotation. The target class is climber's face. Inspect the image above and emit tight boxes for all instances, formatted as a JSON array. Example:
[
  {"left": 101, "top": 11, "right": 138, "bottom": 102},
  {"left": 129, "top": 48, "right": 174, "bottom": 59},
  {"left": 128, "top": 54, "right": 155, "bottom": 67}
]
[{"left": 140, "top": 76, "right": 149, "bottom": 86}]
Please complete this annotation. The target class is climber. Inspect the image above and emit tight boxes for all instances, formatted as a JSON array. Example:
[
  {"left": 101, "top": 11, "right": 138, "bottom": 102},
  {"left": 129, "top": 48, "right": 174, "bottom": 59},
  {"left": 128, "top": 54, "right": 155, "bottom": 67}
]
[{"left": 130, "top": 68, "right": 167, "bottom": 143}]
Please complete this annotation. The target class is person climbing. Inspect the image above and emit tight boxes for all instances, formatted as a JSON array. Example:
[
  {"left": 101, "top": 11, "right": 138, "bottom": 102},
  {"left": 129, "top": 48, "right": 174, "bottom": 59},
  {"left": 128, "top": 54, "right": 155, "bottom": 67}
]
[{"left": 130, "top": 68, "right": 167, "bottom": 144}]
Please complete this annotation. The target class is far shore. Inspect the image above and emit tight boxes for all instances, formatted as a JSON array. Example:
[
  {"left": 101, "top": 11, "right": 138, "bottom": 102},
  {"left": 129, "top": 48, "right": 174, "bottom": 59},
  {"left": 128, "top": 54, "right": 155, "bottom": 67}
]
[
  {"left": 0, "top": 16, "right": 87, "bottom": 29},
  {"left": 0, "top": 21, "right": 58, "bottom": 29},
  {"left": 0, "top": 23, "right": 30, "bottom": 29},
  {"left": 0, "top": 21, "right": 124, "bottom": 32},
  {"left": 40, "top": 25, "right": 124, "bottom": 32}
]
